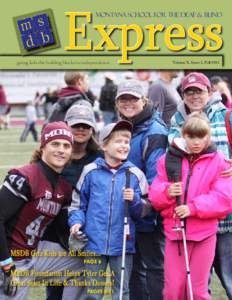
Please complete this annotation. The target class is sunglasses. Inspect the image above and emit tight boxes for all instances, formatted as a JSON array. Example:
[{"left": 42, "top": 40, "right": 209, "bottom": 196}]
[
  {"left": 71, "top": 123, "right": 92, "bottom": 130},
  {"left": 184, "top": 89, "right": 207, "bottom": 96}
]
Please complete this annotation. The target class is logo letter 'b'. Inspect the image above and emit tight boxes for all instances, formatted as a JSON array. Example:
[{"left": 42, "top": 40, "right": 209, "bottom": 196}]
[{"left": 38, "top": 30, "right": 54, "bottom": 46}]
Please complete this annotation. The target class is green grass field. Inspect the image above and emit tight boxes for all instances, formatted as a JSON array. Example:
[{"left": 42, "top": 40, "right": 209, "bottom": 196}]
[{"left": 0, "top": 126, "right": 228, "bottom": 299}]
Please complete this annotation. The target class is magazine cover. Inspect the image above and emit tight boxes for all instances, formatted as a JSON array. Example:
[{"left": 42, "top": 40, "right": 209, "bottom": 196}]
[{"left": 0, "top": 1, "right": 232, "bottom": 299}]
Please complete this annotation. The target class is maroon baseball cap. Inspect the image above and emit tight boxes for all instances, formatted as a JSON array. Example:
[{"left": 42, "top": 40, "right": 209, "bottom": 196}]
[
  {"left": 41, "top": 122, "right": 74, "bottom": 147},
  {"left": 181, "top": 72, "right": 211, "bottom": 92}
]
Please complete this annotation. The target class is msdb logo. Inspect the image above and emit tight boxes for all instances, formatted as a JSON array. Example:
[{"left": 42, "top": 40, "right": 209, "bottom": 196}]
[{"left": 14, "top": 9, "right": 60, "bottom": 55}]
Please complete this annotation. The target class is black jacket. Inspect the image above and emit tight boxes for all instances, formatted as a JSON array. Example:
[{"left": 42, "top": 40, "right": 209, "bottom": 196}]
[{"left": 99, "top": 80, "right": 117, "bottom": 112}]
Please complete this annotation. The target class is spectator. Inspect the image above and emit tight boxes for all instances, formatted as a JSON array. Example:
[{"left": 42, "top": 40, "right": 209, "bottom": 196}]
[
  {"left": 210, "top": 75, "right": 232, "bottom": 109},
  {"left": 0, "top": 122, "right": 83, "bottom": 300},
  {"left": 46, "top": 72, "right": 93, "bottom": 124},
  {"left": 33, "top": 91, "right": 43, "bottom": 118},
  {"left": 148, "top": 71, "right": 182, "bottom": 127},
  {"left": 169, "top": 72, "right": 232, "bottom": 299},
  {"left": 150, "top": 112, "right": 232, "bottom": 300},
  {"left": 40, "top": 88, "right": 59, "bottom": 119},
  {"left": 0, "top": 84, "right": 10, "bottom": 129},
  {"left": 99, "top": 72, "right": 118, "bottom": 125},
  {"left": 115, "top": 80, "right": 168, "bottom": 300},
  {"left": 69, "top": 120, "right": 148, "bottom": 300},
  {"left": 19, "top": 100, "right": 38, "bottom": 142},
  {"left": 42, "top": 102, "right": 102, "bottom": 300}
]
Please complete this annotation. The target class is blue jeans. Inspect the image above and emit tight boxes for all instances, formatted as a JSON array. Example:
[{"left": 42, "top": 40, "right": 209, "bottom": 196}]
[
  {"left": 82, "top": 254, "right": 133, "bottom": 300},
  {"left": 129, "top": 226, "right": 165, "bottom": 300},
  {"left": 102, "top": 111, "right": 117, "bottom": 125},
  {"left": 20, "top": 122, "right": 38, "bottom": 142},
  {"left": 213, "top": 232, "right": 232, "bottom": 299}
]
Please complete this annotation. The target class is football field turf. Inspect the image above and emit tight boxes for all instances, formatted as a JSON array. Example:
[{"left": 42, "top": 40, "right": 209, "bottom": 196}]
[{"left": 0, "top": 125, "right": 227, "bottom": 299}]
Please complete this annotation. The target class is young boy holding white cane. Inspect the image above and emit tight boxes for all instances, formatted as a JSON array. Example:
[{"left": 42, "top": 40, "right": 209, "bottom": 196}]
[
  {"left": 68, "top": 120, "right": 148, "bottom": 300},
  {"left": 149, "top": 113, "right": 232, "bottom": 300}
]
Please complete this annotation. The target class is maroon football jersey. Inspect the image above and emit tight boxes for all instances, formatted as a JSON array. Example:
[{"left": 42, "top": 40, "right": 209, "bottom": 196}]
[{"left": 5, "top": 163, "right": 72, "bottom": 259}]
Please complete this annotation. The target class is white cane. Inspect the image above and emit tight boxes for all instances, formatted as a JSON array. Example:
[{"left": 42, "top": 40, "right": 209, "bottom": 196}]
[
  {"left": 174, "top": 173, "right": 194, "bottom": 300},
  {"left": 119, "top": 212, "right": 129, "bottom": 300},
  {"left": 180, "top": 220, "right": 194, "bottom": 300},
  {"left": 119, "top": 169, "right": 130, "bottom": 300}
]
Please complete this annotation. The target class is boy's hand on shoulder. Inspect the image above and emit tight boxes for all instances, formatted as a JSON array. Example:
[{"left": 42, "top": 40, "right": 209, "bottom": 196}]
[
  {"left": 124, "top": 188, "right": 134, "bottom": 202},
  {"left": 174, "top": 205, "right": 190, "bottom": 218},
  {"left": 70, "top": 223, "right": 82, "bottom": 235}
]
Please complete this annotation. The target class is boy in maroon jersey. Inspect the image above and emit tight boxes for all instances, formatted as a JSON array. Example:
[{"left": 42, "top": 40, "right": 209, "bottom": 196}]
[{"left": 0, "top": 122, "right": 83, "bottom": 300}]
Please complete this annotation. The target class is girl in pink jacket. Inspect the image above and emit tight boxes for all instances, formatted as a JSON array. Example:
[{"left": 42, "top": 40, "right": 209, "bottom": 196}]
[{"left": 149, "top": 112, "right": 232, "bottom": 300}]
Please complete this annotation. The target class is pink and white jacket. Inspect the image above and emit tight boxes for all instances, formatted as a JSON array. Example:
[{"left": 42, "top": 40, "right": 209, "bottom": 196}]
[{"left": 149, "top": 138, "right": 232, "bottom": 241}]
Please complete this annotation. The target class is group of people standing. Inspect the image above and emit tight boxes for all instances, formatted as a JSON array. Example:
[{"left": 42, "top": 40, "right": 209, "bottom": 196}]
[{"left": 1, "top": 71, "right": 232, "bottom": 300}]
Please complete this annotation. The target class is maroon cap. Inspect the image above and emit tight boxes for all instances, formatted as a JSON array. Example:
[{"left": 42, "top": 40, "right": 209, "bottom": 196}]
[
  {"left": 181, "top": 72, "right": 211, "bottom": 92},
  {"left": 41, "top": 121, "right": 74, "bottom": 147}
]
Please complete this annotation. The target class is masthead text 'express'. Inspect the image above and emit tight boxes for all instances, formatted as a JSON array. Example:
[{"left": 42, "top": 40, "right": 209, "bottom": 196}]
[{"left": 65, "top": 12, "right": 223, "bottom": 64}]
